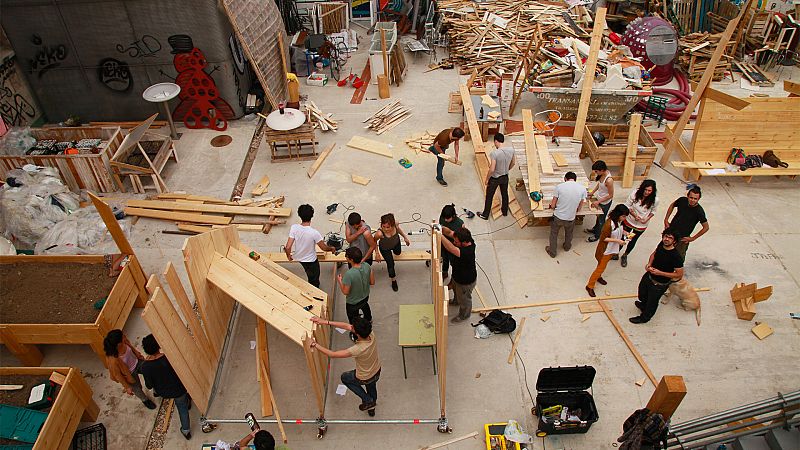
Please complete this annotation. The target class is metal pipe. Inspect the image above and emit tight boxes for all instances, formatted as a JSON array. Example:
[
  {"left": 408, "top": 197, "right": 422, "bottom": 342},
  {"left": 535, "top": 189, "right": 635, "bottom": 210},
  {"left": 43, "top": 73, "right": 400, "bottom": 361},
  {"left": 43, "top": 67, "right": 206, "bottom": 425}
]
[
  {"left": 669, "top": 410, "right": 788, "bottom": 445},
  {"left": 669, "top": 416, "right": 800, "bottom": 450},
  {"left": 670, "top": 390, "right": 800, "bottom": 433},
  {"left": 204, "top": 418, "right": 441, "bottom": 425},
  {"left": 671, "top": 401, "right": 796, "bottom": 435}
]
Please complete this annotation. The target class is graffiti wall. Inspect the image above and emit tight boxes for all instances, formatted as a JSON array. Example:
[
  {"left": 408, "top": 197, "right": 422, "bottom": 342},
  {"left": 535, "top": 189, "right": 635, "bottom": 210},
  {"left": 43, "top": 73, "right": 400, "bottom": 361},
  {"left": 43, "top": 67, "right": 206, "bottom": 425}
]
[
  {"left": 0, "top": 0, "right": 275, "bottom": 123},
  {"left": 0, "top": 27, "right": 43, "bottom": 128}
]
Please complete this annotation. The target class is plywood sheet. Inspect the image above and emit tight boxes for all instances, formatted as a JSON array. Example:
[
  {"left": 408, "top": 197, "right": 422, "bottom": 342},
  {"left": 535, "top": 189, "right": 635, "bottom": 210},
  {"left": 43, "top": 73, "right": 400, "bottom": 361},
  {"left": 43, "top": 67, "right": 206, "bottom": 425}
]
[{"left": 346, "top": 136, "right": 393, "bottom": 157}]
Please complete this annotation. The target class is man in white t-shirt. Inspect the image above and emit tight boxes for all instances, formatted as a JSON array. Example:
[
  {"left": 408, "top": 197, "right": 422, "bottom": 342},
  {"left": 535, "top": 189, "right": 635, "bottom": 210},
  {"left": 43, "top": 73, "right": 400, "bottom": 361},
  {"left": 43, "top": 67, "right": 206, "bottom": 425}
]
[
  {"left": 285, "top": 204, "right": 335, "bottom": 288},
  {"left": 546, "top": 171, "right": 587, "bottom": 258}
]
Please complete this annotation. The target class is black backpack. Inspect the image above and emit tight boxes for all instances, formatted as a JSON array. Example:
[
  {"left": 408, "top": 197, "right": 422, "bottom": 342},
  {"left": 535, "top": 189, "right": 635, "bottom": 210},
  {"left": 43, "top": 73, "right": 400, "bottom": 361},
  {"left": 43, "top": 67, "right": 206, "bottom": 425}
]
[
  {"left": 474, "top": 310, "right": 516, "bottom": 334},
  {"left": 618, "top": 408, "right": 669, "bottom": 450}
]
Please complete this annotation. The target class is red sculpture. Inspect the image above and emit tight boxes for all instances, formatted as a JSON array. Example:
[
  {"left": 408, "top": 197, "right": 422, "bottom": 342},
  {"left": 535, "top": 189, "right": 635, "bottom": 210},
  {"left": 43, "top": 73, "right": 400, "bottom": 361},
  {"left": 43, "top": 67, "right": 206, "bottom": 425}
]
[{"left": 171, "top": 47, "right": 234, "bottom": 131}]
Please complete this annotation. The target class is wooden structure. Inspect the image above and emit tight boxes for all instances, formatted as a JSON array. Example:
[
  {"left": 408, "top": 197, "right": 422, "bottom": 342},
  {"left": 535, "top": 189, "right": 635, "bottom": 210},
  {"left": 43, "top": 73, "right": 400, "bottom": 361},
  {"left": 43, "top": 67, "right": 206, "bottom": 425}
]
[
  {"left": 109, "top": 114, "right": 178, "bottom": 194},
  {"left": 0, "top": 195, "right": 147, "bottom": 366},
  {"left": 730, "top": 282, "right": 773, "bottom": 321},
  {"left": 667, "top": 94, "right": 800, "bottom": 182},
  {"left": 141, "top": 226, "right": 329, "bottom": 420},
  {"left": 572, "top": 7, "right": 607, "bottom": 143},
  {"left": 459, "top": 84, "right": 527, "bottom": 227},
  {"left": 580, "top": 120, "right": 656, "bottom": 186},
  {"left": 646, "top": 376, "right": 687, "bottom": 420},
  {"left": 264, "top": 121, "right": 318, "bottom": 162},
  {"left": 0, "top": 126, "right": 122, "bottom": 193},
  {"left": 0, "top": 367, "right": 99, "bottom": 450}
]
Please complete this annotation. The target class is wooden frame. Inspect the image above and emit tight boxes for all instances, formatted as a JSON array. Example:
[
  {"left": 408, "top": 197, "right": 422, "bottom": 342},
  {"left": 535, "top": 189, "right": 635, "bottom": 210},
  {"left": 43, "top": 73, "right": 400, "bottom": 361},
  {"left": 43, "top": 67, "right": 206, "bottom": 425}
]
[
  {"left": 580, "top": 121, "right": 656, "bottom": 183},
  {"left": 0, "top": 126, "right": 122, "bottom": 193},
  {"left": 109, "top": 114, "right": 178, "bottom": 194},
  {"left": 0, "top": 195, "right": 147, "bottom": 366},
  {"left": 0, "top": 367, "right": 99, "bottom": 450}
]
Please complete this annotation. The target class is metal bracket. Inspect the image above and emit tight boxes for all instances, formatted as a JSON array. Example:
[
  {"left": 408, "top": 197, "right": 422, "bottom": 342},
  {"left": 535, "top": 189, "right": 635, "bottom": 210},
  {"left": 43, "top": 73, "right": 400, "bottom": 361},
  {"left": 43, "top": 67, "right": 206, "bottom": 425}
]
[
  {"left": 316, "top": 417, "right": 328, "bottom": 439},
  {"left": 437, "top": 416, "right": 451, "bottom": 433}
]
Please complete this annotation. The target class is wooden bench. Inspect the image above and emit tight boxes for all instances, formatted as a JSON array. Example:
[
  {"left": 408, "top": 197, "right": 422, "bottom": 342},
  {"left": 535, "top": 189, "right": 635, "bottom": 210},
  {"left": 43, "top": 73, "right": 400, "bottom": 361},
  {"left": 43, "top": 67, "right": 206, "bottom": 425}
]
[{"left": 672, "top": 161, "right": 800, "bottom": 183}]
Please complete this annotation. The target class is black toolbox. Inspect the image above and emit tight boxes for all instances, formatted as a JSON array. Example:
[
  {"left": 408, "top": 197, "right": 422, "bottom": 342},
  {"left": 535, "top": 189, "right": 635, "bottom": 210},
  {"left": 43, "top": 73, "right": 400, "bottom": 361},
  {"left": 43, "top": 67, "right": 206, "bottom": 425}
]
[{"left": 534, "top": 365, "right": 598, "bottom": 436}]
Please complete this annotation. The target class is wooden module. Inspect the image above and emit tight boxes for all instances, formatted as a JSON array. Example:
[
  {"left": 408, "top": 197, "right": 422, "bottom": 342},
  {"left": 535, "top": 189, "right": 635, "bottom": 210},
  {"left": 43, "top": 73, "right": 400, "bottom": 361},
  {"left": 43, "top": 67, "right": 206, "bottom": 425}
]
[
  {"left": 264, "top": 121, "right": 318, "bottom": 162},
  {"left": 0, "top": 367, "right": 99, "bottom": 450},
  {"left": 730, "top": 282, "right": 772, "bottom": 321},
  {"left": 0, "top": 126, "right": 122, "bottom": 193},
  {"left": 580, "top": 122, "right": 656, "bottom": 182}
]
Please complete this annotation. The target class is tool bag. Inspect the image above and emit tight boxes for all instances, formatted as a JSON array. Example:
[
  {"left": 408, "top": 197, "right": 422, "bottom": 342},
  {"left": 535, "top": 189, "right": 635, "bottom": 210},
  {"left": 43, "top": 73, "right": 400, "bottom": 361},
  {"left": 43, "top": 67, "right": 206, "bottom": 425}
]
[
  {"left": 617, "top": 408, "right": 669, "bottom": 450},
  {"left": 473, "top": 309, "right": 516, "bottom": 334}
]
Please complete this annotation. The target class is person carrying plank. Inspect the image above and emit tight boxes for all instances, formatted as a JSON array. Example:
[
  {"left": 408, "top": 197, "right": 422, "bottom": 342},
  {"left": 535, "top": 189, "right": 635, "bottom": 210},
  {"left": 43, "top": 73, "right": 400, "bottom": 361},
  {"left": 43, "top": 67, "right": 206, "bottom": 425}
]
[{"left": 429, "top": 127, "right": 465, "bottom": 186}]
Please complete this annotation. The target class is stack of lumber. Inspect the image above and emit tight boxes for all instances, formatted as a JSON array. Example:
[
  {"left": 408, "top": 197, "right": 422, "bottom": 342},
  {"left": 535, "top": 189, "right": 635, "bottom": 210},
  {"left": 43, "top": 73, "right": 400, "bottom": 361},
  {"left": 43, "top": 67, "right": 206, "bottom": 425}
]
[
  {"left": 306, "top": 101, "right": 338, "bottom": 132},
  {"left": 363, "top": 100, "right": 412, "bottom": 134},
  {"left": 124, "top": 193, "right": 290, "bottom": 234},
  {"left": 678, "top": 32, "right": 733, "bottom": 81},
  {"left": 437, "top": 0, "right": 590, "bottom": 77},
  {"left": 404, "top": 131, "right": 436, "bottom": 153}
]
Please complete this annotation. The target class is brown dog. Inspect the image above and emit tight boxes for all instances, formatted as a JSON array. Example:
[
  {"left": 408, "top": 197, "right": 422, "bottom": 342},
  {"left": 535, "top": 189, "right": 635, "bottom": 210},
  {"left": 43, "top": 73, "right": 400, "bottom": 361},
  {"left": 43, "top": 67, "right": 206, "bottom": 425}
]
[{"left": 662, "top": 278, "right": 701, "bottom": 325}]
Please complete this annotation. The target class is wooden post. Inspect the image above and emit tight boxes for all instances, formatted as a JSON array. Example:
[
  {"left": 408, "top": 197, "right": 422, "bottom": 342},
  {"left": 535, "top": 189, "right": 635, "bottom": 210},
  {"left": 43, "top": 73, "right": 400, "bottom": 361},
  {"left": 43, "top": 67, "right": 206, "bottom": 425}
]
[
  {"left": 302, "top": 333, "right": 325, "bottom": 417},
  {"left": 89, "top": 193, "right": 134, "bottom": 255},
  {"left": 164, "top": 262, "right": 213, "bottom": 360},
  {"left": 507, "top": 317, "right": 527, "bottom": 364},
  {"left": 659, "top": 16, "right": 740, "bottom": 166},
  {"left": 508, "top": 31, "right": 538, "bottom": 116},
  {"left": 646, "top": 375, "right": 687, "bottom": 420},
  {"left": 572, "top": 7, "right": 606, "bottom": 143},
  {"left": 379, "top": 29, "right": 390, "bottom": 99},
  {"left": 622, "top": 113, "right": 642, "bottom": 188},
  {"left": 259, "top": 362, "right": 287, "bottom": 443},
  {"left": 256, "top": 318, "right": 273, "bottom": 417},
  {"left": 522, "top": 109, "right": 543, "bottom": 211},
  {"left": 0, "top": 327, "right": 44, "bottom": 366}
]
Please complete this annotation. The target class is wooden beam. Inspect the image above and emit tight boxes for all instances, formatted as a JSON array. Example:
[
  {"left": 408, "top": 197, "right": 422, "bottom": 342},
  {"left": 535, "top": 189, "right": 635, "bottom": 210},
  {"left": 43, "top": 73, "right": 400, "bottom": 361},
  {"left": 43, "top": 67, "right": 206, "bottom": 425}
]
[
  {"left": 599, "top": 300, "right": 658, "bottom": 387},
  {"left": 256, "top": 318, "right": 273, "bottom": 417},
  {"left": 124, "top": 207, "right": 232, "bottom": 225},
  {"left": 522, "top": 109, "right": 543, "bottom": 211},
  {"left": 572, "top": 7, "right": 606, "bottom": 143},
  {"left": 437, "top": 153, "right": 463, "bottom": 166},
  {"left": 126, "top": 200, "right": 290, "bottom": 217},
  {"left": 622, "top": 113, "right": 642, "bottom": 189},
  {"left": 507, "top": 317, "right": 527, "bottom": 364},
  {"left": 472, "top": 288, "right": 711, "bottom": 313},
  {"left": 784, "top": 80, "right": 800, "bottom": 97},
  {"left": 259, "top": 362, "right": 286, "bottom": 443},
  {"left": 535, "top": 134, "right": 553, "bottom": 174},
  {"left": 351, "top": 174, "right": 371, "bottom": 185},
  {"left": 459, "top": 83, "right": 487, "bottom": 154},
  {"left": 646, "top": 375, "right": 687, "bottom": 420},
  {"left": 692, "top": 82, "right": 751, "bottom": 110},
  {"left": 420, "top": 431, "right": 480, "bottom": 450},
  {"left": 89, "top": 193, "right": 134, "bottom": 255},
  {"left": 164, "top": 262, "right": 213, "bottom": 362},
  {"left": 659, "top": 16, "right": 741, "bottom": 166},
  {"left": 346, "top": 136, "right": 393, "bottom": 158},
  {"left": 302, "top": 333, "right": 325, "bottom": 416},
  {"left": 307, "top": 144, "right": 335, "bottom": 178}
]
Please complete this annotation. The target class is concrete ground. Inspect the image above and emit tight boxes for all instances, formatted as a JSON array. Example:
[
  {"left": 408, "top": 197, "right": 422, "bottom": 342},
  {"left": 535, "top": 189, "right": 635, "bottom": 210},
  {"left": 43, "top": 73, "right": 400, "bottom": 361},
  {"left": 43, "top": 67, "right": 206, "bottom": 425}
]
[{"left": 7, "top": 35, "right": 800, "bottom": 450}]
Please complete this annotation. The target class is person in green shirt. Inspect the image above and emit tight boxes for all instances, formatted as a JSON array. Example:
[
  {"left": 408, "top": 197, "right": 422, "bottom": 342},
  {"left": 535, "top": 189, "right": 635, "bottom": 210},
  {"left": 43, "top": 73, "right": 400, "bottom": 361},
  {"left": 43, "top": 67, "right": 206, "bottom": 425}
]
[
  {"left": 339, "top": 247, "right": 375, "bottom": 324},
  {"left": 438, "top": 204, "right": 464, "bottom": 281}
]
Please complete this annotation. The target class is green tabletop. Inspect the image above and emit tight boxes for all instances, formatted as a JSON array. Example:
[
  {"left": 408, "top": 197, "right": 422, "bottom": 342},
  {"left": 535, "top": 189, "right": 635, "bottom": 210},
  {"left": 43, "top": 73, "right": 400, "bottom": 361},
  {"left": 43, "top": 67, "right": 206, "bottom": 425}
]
[{"left": 398, "top": 304, "right": 436, "bottom": 347}]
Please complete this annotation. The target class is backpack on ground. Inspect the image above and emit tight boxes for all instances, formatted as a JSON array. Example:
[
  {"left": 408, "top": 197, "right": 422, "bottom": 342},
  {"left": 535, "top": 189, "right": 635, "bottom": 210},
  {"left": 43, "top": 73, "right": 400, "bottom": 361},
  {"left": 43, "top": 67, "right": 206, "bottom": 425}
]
[
  {"left": 618, "top": 408, "right": 669, "bottom": 450},
  {"left": 473, "top": 309, "right": 516, "bottom": 334}
]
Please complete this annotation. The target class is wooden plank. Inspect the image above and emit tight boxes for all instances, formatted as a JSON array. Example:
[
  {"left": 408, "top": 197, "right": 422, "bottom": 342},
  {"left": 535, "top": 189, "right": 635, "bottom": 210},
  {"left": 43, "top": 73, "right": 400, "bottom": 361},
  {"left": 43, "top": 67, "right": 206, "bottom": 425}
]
[
  {"left": 124, "top": 207, "right": 232, "bottom": 225},
  {"left": 302, "top": 334, "right": 325, "bottom": 416},
  {"left": 751, "top": 322, "right": 773, "bottom": 339},
  {"left": 307, "top": 144, "right": 335, "bottom": 178},
  {"left": 164, "top": 261, "right": 214, "bottom": 363},
  {"left": 0, "top": 255, "right": 105, "bottom": 264},
  {"left": 522, "top": 109, "right": 543, "bottom": 211},
  {"left": 260, "top": 250, "right": 431, "bottom": 263},
  {"left": 693, "top": 82, "right": 751, "bottom": 110},
  {"left": 239, "top": 245, "right": 329, "bottom": 300},
  {"left": 572, "top": 7, "right": 606, "bottom": 142},
  {"left": 251, "top": 176, "right": 270, "bottom": 196},
  {"left": 579, "top": 302, "right": 604, "bottom": 313},
  {"left": 89, "top": 192, "right": 135, "bottom": 255},
  {"left": 785, "top": 80, "right": 800, "bottom": 97},
  {"left": 507, "top": 317, "right": 527, "bottom": 364},
  {"left": 473, "top": 288, "right": 711, "bottom": 313},
  {"left": 420, "top": 431, "right": 480, "bottom": 450},
  {"left": 458, "top": 84, "right": 487, "bottom": 154},
  {"left": 535, "top": 134, "right": 553, "bottom": 174},
  {"left": 346, "top": 136, "right": 393, "bottom": 157},
  {"left": 437, "top": 153, "right": 463, "bottom": 166},
  {"left": 351, "top": 174, "right": 371, "bottom": 185},
  {"left": 645, "top": 375, "right": 687, "bottom": 420},
  {"left": 622, "top": 114, "right": 642, "bottom": 188},
  {"left": 660, "top": 17, "right": 740, "bottom": 166},
  {"left": 552, "top": 152, "right": 568, "bottom": 167},
  {"left": 177, "top": 224, "right": 214, "bottom": 234},
  {"left": 255, "top": 318, "right": 273, "bottom": 417},
  {"left": 126, "top": 200, "right": 291, "bottom": 217},
  {"left": 599, "top": 300, "right": 658, "bottom": 387}
]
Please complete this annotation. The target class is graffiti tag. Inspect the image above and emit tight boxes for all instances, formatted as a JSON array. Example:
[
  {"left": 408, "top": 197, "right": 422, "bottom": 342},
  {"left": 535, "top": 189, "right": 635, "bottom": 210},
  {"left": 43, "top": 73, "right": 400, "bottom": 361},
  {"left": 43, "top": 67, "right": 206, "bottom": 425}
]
[
  {"left": 28, "top": 34, "right": 68, "bottom": 78},
  {"left": 116, "top": 35, "right": 162, "bottom": 59},
  {"left": 98, "top": 58, "right": 133, "bottom": 92},
  {"left": 0, "top": 56, "right": 37, "bottom": 126}
]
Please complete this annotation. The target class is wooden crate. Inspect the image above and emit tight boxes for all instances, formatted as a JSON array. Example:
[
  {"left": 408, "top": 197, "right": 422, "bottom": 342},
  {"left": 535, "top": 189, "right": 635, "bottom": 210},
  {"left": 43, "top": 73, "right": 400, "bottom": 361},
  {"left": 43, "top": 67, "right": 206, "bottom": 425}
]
[
  {"left": 581, "top": 123, "right": 657, "bottom": 178},
  {"left": 0, "top": 366, "right": 99, "bottom": 450},
  {"left": 0, "top": 127, "right": 123, "bottom": 193},
  {"left": 0, "top": 254, "right": 148, "bottom": 367}
]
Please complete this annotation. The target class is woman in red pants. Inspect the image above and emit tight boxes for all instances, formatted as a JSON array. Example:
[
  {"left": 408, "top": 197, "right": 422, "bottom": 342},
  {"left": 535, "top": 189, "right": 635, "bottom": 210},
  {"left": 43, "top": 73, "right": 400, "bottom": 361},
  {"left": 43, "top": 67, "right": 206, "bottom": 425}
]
[{"left": 586, "top": 204, "right": 630, "bottom": 297}]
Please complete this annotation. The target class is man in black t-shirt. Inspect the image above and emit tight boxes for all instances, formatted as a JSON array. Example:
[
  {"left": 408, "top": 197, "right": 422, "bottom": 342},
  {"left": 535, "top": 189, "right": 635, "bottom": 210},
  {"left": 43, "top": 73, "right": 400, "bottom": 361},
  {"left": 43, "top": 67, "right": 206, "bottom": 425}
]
[
  {"left": 140, "top": 334, "right": 192, "bottom": 440},
  {"left": 630, "top": 228, "right": 685, "bottom": 324},
  {"left": 440, "top": 226, "right": 477, "bottom": 323},
  {"left": 438, "top": 204, "right": 464, "bottom": 280},
  {"left": 663, "top": 186, "right": 709, "bottom": 259}
]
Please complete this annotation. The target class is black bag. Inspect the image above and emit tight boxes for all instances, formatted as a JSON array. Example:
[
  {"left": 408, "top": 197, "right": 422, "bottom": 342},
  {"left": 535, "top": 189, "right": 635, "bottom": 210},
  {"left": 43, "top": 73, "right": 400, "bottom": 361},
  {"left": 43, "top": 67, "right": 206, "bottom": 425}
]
[
  {"left": 618, "top": 408, "right": 669, "bottom": 450},
  {"left": 474, "top": 309, "right": 516, "bottom": 334}
]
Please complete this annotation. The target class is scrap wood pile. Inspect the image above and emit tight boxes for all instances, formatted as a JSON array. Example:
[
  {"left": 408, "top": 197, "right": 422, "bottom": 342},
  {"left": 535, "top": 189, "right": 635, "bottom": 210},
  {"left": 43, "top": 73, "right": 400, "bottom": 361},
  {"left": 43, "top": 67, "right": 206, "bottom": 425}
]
[
  {"left": 364, "top": 100, "right": 412, "bottom": 134},
  {"left": 437, "top": 0, "right": 593, "bottom": 77},
  {"left": 677, "top": 32, "right": 734, "bottom": 81},
  {"left": 306, "top": 101, "right": 338, "bottom": 132},
  {"left": 404, "top": 131, "right": 436, "bottom": 153},
  {"left": 123, "top": 193, "right": 291, "bottom": 235}
]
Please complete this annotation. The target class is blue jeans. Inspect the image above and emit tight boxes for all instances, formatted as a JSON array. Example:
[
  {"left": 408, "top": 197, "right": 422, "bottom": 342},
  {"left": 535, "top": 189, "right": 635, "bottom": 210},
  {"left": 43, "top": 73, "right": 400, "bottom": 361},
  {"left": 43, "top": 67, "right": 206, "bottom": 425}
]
[
  {"left": 173, "top": 392, "right": 191, "bottom": 435},
  {"left": 592, "top": 202, "right": 612, "bottom": 238},
  {"left": 429, "top": 145, "right": 445, "bottom": 181},
  {"left": 341, "top": 369, "right": 379, "bottom": 405}
]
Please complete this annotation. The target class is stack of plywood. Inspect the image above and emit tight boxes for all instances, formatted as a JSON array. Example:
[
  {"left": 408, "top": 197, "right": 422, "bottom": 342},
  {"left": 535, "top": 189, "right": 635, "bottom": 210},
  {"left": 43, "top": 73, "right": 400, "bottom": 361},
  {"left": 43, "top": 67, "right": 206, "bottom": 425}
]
[{"left": 124, "top": 193, "right": 290, "bottom": 234}]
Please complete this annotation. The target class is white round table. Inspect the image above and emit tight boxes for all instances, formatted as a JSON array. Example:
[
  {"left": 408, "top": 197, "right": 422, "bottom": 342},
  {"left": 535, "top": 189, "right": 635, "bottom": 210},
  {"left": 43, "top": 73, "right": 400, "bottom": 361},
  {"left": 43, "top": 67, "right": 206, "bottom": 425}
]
[
  {"left": 265, "top": 108, "right": 306, "bottom": 131},
  {"left": 142, "top": 82, "right": 181, "bottom": 139}
]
